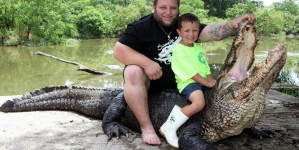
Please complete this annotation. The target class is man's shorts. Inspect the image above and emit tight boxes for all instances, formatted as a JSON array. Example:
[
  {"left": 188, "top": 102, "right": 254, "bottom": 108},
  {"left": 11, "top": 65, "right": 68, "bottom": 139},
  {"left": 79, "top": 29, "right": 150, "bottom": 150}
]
[{"left": 181, "top": 83, "right": 205, "bottom": 100}]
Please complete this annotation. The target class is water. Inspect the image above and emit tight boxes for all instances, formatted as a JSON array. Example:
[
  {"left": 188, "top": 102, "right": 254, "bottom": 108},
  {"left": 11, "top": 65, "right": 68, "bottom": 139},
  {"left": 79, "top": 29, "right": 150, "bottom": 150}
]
[{"left": 0, "top": 37, "right": 298, "bottom": 95}]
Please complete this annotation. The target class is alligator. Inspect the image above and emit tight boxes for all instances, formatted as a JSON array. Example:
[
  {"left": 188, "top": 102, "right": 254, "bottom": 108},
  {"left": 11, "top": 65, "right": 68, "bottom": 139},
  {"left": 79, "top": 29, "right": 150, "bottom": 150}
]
[{"left": 0, "top": 21, "right": 287, "bottom": 149}]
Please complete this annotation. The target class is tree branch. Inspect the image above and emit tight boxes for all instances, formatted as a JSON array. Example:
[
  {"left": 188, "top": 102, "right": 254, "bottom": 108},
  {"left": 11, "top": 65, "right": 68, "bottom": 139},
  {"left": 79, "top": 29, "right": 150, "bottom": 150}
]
[{"left": 36, "top": 51, "right": 111, "bottom": 75}]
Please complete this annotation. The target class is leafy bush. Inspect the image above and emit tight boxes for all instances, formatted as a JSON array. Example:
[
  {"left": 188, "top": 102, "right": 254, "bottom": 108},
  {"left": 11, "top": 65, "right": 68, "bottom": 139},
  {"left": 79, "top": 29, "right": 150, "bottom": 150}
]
[
  {"left": 255, "top": 8, "right": 285, "bottom": 36},
  {"left": 226, "top": 2, "right": 258, "bottom": 19},
  {"left": 77, "top": 6, "right": 105, "bottom": 39},
  {"left": 111, "top": 0, "right": 152, "bottom": 35}
]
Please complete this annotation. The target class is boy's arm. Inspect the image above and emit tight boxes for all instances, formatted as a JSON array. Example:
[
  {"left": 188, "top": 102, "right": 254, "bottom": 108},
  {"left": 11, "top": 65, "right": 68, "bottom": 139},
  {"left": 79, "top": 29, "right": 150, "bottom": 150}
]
[
  {"left": 192, "top": 74, "right": 215, "bottom": 88},
  {"left": 207, "top": 74, "right": 215, "bottom": 81}
]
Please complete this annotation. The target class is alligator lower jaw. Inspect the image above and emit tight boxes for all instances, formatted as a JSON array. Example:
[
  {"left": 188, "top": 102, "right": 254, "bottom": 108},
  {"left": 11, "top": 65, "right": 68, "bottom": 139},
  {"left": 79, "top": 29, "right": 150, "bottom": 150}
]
[{"left": 247, "top": 44, "right": 287, "bottom": 90}]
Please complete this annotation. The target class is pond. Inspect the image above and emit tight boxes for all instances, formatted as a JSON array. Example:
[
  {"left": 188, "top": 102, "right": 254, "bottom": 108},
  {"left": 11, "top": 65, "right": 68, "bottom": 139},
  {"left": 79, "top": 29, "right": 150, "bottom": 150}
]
[{"left": 0, "top": 37, "right": 298, "bottom": 96}]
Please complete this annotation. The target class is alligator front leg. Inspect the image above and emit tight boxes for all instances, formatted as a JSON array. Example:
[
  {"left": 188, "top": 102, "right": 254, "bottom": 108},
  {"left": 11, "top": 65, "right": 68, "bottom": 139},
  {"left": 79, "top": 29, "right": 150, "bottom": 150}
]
[
  {"left": 178, "top": 123, "right": 218, "bottom": 150},
  {"left": 243, "top": 126, "right": 273, "bottom": 139},
  {"left": 102, "top": 92, "right": 131, "bottom": 140}
]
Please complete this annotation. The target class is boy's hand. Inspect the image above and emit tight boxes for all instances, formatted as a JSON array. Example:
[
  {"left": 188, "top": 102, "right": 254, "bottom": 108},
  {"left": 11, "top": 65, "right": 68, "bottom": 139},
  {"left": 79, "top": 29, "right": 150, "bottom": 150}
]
[{"left": 206, "top": 79, "right": 216, "bottom": 88}]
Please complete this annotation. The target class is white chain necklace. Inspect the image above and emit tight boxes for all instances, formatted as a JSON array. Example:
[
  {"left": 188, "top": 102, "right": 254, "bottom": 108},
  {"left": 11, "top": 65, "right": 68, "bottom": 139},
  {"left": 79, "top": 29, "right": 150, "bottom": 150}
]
[{"left": 159, "top": 25, "right": 174, "bottom": 40}]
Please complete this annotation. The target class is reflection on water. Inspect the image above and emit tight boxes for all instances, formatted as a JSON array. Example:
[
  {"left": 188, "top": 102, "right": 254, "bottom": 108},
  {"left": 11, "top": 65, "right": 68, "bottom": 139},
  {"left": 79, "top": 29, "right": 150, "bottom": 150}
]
[{"left": 0, "top": 37, "right": 298, "bottom": 95}]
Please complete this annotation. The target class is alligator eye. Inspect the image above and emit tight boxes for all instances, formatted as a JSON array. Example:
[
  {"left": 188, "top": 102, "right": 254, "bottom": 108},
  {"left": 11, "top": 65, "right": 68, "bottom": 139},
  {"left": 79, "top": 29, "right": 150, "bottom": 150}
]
[{"left": 245, "top": 25, "right": 250, "bottom": 31}]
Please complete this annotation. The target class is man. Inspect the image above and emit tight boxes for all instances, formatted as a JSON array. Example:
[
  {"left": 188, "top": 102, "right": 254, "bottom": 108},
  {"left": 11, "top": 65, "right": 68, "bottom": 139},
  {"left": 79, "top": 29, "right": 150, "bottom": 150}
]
[{"left": 113, "top": 0, "right": 255, "bottom": 145}]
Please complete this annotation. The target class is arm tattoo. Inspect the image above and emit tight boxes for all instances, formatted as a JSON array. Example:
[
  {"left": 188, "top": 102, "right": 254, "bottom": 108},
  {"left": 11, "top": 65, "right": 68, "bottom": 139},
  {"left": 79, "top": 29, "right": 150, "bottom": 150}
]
[
  {"left": 208, "top": 22, "right": 235, "bottom": 40},
  {"left": 222, "top": 22, "right": 235, "bottom": 37},
  {"left": 209, "top": 25, "right": 221, "bottom": 38}
]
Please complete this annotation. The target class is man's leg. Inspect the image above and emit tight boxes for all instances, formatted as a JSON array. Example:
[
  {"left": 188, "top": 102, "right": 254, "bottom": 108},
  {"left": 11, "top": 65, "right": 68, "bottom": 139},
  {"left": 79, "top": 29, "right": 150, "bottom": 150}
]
[{"left": 123, "top": 65, "right": 161, "bottom": 145}]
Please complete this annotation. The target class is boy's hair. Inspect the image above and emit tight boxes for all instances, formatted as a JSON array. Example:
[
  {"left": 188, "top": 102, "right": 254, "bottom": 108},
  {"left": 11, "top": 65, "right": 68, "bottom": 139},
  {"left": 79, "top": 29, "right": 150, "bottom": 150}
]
[
  {"left": 177, "top": 13, "right": 200, "bottom": 29},
  {"left": 153, "top": 0, "right": 180, "bottom": 7}
]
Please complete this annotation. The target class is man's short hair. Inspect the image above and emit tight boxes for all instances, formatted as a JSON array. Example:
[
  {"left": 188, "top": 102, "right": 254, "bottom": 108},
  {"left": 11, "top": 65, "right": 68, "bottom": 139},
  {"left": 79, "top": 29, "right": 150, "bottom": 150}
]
[{"left": 153, "top": 0, "right": 180, "bottom": 7}]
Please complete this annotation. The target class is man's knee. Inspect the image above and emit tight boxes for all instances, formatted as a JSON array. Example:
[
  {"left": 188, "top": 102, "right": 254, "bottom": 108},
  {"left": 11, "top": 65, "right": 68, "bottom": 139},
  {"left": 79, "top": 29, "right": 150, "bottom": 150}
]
[{"left": 124, "top": 65, "right": 149, "bottom": 85}]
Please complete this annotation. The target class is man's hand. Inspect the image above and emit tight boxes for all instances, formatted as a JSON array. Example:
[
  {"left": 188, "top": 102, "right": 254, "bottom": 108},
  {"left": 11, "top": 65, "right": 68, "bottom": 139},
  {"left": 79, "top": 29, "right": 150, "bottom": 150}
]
[
  {"left": 230, "top": 14, "right": 256, "bottom": 29},
  {"left": 144, "top": 61, "right": 162, "bottom": 80}
]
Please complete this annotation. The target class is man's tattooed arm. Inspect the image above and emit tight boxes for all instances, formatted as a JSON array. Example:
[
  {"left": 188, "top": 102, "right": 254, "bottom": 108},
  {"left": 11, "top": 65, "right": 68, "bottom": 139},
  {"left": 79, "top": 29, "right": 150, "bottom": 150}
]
[
  {"left": 208, "top": 21, "right": 235, "bottom": 40},
  {"left": 197, "top": 21, "right": 236, "bottom": 42},
  {"left": 197, "top": 14, "right": 255, "bottom": 43}
]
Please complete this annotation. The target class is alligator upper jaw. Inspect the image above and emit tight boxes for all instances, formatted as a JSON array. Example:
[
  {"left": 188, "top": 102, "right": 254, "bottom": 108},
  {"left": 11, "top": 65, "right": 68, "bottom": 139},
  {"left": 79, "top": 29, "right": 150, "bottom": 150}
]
[
  {"left": 217, "top": 21, "right": 257, "bottom": 88},
  {"left": 226, "top": 24, "right": 256, "bottom": 81}
]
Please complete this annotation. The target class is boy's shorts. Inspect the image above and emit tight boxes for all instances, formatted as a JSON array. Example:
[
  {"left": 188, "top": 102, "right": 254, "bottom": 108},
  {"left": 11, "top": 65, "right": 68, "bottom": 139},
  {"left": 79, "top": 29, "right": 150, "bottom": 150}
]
[{"left": 181, "top": 83, "right": 205, "bottom": 100}]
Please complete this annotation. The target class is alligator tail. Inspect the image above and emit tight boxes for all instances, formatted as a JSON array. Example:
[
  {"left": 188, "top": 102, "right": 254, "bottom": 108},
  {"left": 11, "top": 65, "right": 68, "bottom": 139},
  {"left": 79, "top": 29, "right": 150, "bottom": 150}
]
[
  {"left": 0, "top": 100, "right": 15, "bottom": 112},
  {"left": 0, "top": 85, "right": 123, "bottom": 118},
  {"left": 0, "top": 86, "right": 74, "bottom": 112}
]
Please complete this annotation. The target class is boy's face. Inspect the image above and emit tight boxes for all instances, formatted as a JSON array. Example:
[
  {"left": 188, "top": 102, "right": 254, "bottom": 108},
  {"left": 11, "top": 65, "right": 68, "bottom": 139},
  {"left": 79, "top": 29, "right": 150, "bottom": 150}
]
[{"left": 176, "top": 21, "right": 200, "bottom": 47}]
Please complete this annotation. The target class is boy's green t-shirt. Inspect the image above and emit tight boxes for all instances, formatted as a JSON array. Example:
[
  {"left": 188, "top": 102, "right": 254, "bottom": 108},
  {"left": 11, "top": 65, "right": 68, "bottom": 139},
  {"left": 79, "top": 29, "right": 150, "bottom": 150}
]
[{"left": 171, "top": 43, "right": 211, "bottom": 93}]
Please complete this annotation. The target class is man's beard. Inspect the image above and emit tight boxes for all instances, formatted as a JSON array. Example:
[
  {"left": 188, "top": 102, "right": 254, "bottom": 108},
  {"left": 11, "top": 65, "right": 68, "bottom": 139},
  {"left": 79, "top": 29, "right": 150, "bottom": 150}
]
[{"left": 153, "top": 11, "right": 178, "bottom": 27}]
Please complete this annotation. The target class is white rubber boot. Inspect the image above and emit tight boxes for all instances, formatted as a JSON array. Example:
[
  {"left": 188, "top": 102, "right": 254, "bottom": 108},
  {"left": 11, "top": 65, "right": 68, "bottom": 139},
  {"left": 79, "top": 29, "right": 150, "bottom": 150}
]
[{"left": 159, "top": 105, "right": 189, "bottom": 148}]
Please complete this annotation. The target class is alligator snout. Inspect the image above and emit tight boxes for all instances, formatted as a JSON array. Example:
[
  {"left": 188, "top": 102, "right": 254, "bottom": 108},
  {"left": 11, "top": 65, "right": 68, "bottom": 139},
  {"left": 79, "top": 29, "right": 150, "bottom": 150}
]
[{"left": 268, "top": 44, "right": 287, "bottom": 63}]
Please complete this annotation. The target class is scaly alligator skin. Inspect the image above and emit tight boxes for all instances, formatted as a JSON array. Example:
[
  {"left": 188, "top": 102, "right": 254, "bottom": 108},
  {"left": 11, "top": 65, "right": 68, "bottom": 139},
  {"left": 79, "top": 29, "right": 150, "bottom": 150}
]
[{"left": 0, "top": 21, "right": 287, "bottom": 150}]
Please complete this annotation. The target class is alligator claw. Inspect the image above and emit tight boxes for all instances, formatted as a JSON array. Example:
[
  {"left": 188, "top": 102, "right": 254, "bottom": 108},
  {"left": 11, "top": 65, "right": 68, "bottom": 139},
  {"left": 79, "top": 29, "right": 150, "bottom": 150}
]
[
  {"left": 243, "top": 126, "right": 273, "bottom": 139},
  {"left": 103, "top": 122, "right": 131, "bottom": 141}
]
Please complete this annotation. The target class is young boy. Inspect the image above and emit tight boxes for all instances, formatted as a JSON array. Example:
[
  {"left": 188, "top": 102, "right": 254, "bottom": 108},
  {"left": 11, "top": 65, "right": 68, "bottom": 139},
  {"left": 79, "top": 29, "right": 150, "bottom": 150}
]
[{"left": 159, "top": 13, "right": 216, "bottom": 148}]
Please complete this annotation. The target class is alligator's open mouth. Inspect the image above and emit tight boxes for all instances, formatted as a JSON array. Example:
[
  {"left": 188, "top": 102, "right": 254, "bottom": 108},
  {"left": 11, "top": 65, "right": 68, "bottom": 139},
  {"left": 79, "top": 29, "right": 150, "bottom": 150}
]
[
  {"left": 217, "top": 21, "right": 257, "bottom": 85},
  {"left": 217, "top": 21, "right": 287, "bottom": 89},
  {"left": 226, "top": 24, "right": 256, "bottom": 81},
  {"left": 227, "top": 44, "right": 286, "bottom": 82}
]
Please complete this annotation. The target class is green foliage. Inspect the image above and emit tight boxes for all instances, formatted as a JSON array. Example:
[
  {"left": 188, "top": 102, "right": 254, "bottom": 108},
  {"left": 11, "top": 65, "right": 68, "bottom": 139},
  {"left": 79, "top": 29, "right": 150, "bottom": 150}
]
[
  {"left": 181, "top": 0, "right": 205, "bottom": 9},
  {"left": 271, "top": 0, "right": 299, "bottom": 35},
  {"left": 225, "top": 1, "right": 289, "bottom": 36},
  {"left": 12, "top": 0, "right": 78, "bottom": 45},
  {"left": 282, "top": 12, "right": 299, "bottom": 35},
  {"left": 203, "top": 0, "right": 250, "bottom": 18},
  {"left": 0, "top": 0, "right": 299, "bottom": 45},
  {"left": 77, "top": 6, "right": 104, "bottom": 38},
  {"left": 288, "top": 56, "right": 299, "bottom": 68},
  {"left": 255, "top": 8, "right": 285, "bottom": 36},
  {"left": 111, "top": 0, "right": 152, "bottom": 35},
  {"left": 226, "top": 2, "right": 258, "bottom": 19},
  {"left": 179, "top": 0, "right": 224, "bottom": 24},
  {"left": 0, "top": 0, "right": 19, "bottom": 45},
  {"left": 277, "top": 88, "right": 299, "bottom": 98},
  {"left": 272, "top": 0, "right": 299, "bottom": 15},
  {"left": 180, "top": 0, "right": 208, "bottom": 18},
  {"left": 97, "top": 6, "right": 115, "bottom": 37},
  {"left": 0, "top": 1, "right": 17, "bottom": 33},
  {"left": 68, "top": 0, "right": 92, "bottom": 15}
]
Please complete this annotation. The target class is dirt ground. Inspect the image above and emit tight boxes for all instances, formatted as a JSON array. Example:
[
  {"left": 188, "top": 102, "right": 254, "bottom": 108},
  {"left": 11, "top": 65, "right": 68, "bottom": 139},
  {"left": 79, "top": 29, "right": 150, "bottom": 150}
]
[{"left": 0, "top": 88, "right": 298, "bottom": 150}]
